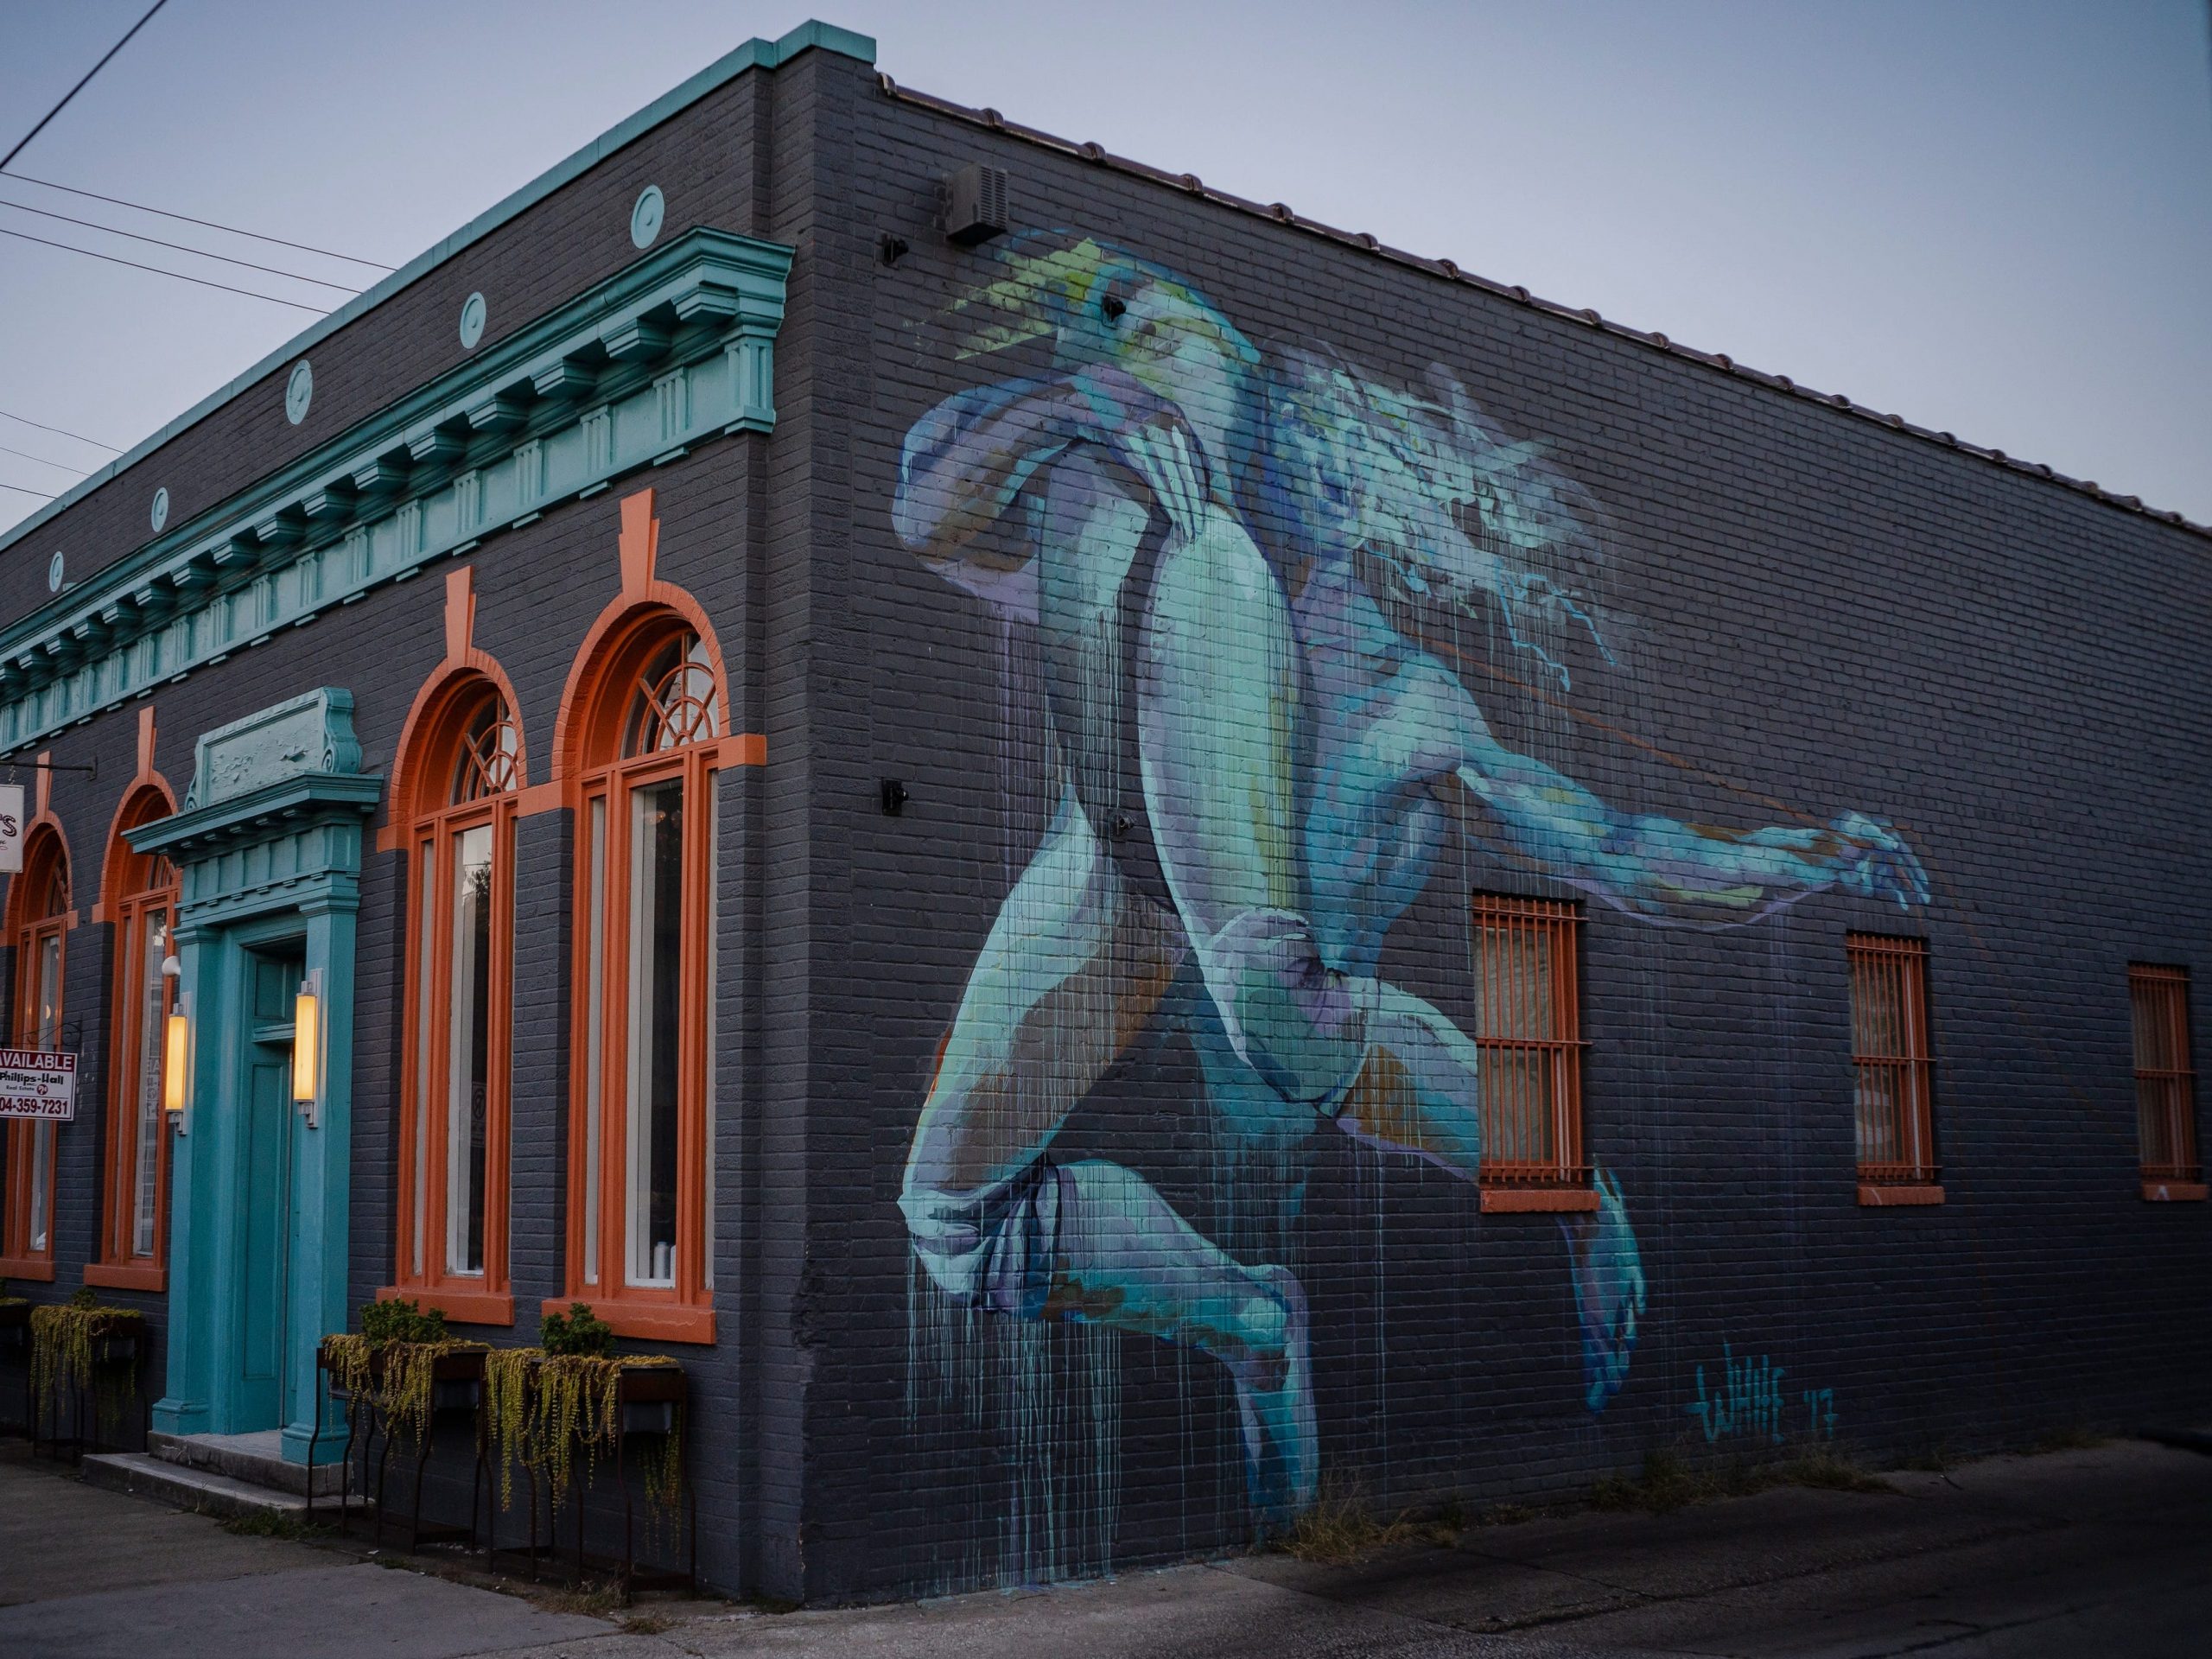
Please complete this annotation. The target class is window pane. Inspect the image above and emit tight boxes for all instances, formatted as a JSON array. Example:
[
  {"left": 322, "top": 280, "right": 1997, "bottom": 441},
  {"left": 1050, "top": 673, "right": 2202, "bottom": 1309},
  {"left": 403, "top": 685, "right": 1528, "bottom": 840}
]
[
  {"left": 624, "top": 633, "right": 719, "bottom": 757},
  {"left": 626, "top": 778, "right": 684, "bottom": 1287},
  {"left": 130, "top": 908, "right": 168, "bottom": 1256},
  {"left": 412, "top": 838, "right": 435, "bottom": 1278},
  {"left": 583, "top": 797, "right": 607, "bottom": 1287},
  {"left": 446, "top": 823, "right": 493, "bottom": 1275}
]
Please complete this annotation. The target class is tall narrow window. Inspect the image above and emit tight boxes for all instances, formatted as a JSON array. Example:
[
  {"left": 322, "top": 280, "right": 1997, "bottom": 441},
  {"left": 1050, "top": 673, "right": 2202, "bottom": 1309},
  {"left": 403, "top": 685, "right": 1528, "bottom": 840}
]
[
  {"left": 92, "top": 788, "right": 178, "bottom": 1287},
  {"left": 390, "top": 683, "right": 519, "bottom": 1322},
  {"left": 567, "top": 621, "right": 721, "bottom": 1338},
  {"left": 1470, "top": 893, "right": 1588, "bottom": 1207},
  {"left": 1847, "top": 932, "right": 1941, "bottom": 1204},
  {"left": 3, "top": 831, "right": 70, "bottom": 1276},
  {"left": 2131, "top": 965, "right": 2200, "bottom": 1198}
]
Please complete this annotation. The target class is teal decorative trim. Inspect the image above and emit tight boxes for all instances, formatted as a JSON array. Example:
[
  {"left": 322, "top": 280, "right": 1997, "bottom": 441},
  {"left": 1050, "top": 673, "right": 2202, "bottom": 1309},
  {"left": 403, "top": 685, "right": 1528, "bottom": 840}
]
[
  {"left": 0, "top": 17, "right": 872, "bottom": 563},
  {"left": 150, "top": 487, "right": 169, "bottom": 532},
  {"left": 0, "top": 228, "right": 793, "bottom": 754},
  {"left": 631, "top": 185, "right": 666, "bottom": 250},
  {"left": 285, "top": 361, "right": 315, "bottom": 426},
  {"left": 459, "top": 292, "right": 486, "bottom": 350},
  {"left": 179, "top": 686, "right": 363, "bottom": 809},
  {"left": 45, "top": 550, "right": 62, "bottom": 594},
  {"left": 142, "top": 693, "right": 375, "bottom": 1461}
]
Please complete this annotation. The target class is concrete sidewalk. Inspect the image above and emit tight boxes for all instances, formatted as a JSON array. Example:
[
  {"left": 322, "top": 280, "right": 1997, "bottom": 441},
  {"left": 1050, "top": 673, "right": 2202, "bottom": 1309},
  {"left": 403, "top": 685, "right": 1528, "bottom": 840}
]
[{"left": 3, "top": 1439, "right": 2207, "bottom": 1657}]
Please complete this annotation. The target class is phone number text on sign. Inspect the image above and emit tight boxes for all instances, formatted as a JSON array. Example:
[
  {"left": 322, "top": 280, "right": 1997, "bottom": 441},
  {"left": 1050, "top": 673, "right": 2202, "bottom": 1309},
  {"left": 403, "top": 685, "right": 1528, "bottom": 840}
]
[{"left": 0, "top": 1049, "right": 76, "bottom": 1121}]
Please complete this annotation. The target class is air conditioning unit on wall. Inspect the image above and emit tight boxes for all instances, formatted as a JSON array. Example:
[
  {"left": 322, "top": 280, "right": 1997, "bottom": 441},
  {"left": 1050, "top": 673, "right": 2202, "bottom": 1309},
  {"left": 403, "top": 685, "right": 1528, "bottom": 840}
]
[{"left": 945, "top": 163, "right": 1008, "bottom": 246}]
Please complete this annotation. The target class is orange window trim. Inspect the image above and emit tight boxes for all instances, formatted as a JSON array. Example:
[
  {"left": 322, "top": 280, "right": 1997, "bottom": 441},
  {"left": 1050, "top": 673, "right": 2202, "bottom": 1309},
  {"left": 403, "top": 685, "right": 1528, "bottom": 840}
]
[
  {"left": 96, "top": 864, "right": 177, "bottom": 1280},
  {"left": 3, "top": 832, "right": 69, "bottom": 1273},
  {"left": 1470, "top": 893, "right": 1588, "bottom": 1192},
  {"left": 390, "top": 793, "right": 518, "bottom": 1320},
  {"left": 561, "top": 742, "right": 718, "bottom": 1339},
  {"left": 1847, "top": 931, "right": 1939, "bottom": 1192},
  {"left": 386, "top": 678, "right": 522, "bottom": 1323},
  {"left": 2130, "top": 964, "right": 2199, "bottom": 1185}
]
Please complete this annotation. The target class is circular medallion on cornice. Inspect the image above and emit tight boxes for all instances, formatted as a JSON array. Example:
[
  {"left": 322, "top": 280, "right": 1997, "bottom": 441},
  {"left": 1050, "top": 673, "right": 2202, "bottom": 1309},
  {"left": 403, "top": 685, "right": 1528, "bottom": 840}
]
[
  {"left": 47, "top": 550, "right": 65, "bottom": 593},
  {"left": 630, "top": 185, "right": 665, "bottom": 250},
  {"left": 150, "top": 487, "right": 170, "bottom": 532},
  {"left": 460, "top": 291, "right": 487, "bottom": 350},
  {"left": 285, "top": 359, "right": 315, "bottom": 425}
]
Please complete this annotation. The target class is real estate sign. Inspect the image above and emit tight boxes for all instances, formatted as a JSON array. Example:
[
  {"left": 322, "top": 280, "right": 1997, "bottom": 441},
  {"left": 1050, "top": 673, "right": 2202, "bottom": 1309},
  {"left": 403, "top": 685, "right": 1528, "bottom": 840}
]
[
  {"left": 0, "top": 783, "right": 23, "bottom": 874},
  {"left": 0, "top": 1049, "right": 76, "bottom": 1120}
]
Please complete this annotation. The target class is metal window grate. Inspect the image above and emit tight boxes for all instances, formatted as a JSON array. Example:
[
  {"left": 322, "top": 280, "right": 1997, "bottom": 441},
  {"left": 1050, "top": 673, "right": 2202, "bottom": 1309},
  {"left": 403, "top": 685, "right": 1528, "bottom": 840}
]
[
  {"left": 2131, "top": 964, "right": 2199, "bottom": 1182},
  {"left": 1847, "top": 932, "right": 1938, "bottom": 1185},
  {"left": 1470, "top": 893, "right": 1586, "bottom": 1187}
]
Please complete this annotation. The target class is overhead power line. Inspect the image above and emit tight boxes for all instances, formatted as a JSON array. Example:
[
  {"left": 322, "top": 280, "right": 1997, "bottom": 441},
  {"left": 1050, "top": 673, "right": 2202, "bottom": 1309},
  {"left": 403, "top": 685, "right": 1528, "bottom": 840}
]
[
  {"left": 0, "top": 224, "right": 329, "bottom": 314},
  {"left": 0, "top": 196, "right": 362, "bottom": 294},
  {"left": 0, "top": 410, "right": 119, "bottom": 451},
  {"left": 0, "top": 442, "right": 87, "bottom": 475},
  {"left": 0, "top": 482, "right": 58, "bottom": 500},
  {"left": 0, "top": 0, "right": 170, "bottom": 174},
  {"left": 3, "top": 172, "right": 393, "bottom": 270}
]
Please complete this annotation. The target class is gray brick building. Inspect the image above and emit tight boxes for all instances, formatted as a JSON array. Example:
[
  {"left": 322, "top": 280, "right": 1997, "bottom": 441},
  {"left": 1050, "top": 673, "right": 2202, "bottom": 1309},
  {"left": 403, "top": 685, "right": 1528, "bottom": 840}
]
[{"left": 0, "top": 19, "right": 2203, "bottom": 1606}]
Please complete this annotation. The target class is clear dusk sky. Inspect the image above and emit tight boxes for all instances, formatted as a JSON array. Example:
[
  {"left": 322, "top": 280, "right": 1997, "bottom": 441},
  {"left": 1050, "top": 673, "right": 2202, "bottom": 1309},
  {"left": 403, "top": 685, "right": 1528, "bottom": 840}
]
[{"left": 1, "top": 0, "right": 2208, "bottom": 540}]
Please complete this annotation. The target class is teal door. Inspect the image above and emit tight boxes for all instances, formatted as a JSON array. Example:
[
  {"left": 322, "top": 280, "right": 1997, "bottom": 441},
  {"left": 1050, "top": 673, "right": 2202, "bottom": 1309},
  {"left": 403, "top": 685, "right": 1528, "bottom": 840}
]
[{"left": 235, "top": 947, "right": 301, "bottom": 1430}]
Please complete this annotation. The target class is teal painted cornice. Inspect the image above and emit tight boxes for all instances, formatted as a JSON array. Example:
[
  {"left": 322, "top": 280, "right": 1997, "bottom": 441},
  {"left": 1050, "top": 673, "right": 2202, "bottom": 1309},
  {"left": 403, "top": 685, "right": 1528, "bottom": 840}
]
[
  {"left": 0, "top": 17, "right": 868, "bottom": 566},
  {"left": 0, "top": 228, "right": 793, "bottom": 754}
]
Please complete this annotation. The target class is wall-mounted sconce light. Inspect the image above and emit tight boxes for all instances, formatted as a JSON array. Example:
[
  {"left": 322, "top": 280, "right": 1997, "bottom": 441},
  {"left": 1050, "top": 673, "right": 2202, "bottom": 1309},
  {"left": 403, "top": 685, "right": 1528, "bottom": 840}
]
[
  {"left": 161, "top": 950, "right": 189, "bottom": 1132},
  {"left": 292, "top": 968, "right": 323, "bottom": 1127},
  {"left": 162, "top": 995, "right": 191, "bottom": 1131}
]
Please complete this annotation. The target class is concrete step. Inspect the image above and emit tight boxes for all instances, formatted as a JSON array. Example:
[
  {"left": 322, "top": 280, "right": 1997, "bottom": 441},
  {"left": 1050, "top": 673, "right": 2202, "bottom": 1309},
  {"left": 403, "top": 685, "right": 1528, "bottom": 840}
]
[
  {"left": 149, "top": 1429, "right": 349, "bottom": 1497},
  {"left": 81, "top": 1452, "right": 372, "bottom": 1522}
]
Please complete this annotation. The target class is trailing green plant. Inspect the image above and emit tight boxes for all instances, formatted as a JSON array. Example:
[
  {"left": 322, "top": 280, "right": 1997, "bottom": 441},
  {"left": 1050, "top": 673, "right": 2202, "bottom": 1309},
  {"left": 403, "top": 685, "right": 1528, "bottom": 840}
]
[
  {"left": 480, "top": 1306, "right": 683, "bottom": 1528},
  {"left": 29, "top": 1294, "right": 141, "bottom": 1438},
  {"left": 321, "top": 1298, "right": 475, "bottom": 1444}
]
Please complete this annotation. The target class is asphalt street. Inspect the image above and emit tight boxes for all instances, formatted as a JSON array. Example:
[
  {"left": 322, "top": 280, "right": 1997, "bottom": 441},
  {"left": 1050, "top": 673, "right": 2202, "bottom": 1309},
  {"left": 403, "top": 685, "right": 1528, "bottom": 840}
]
[{"left": 1, "top": 1438, "right": 2204, "bottom": 1656}]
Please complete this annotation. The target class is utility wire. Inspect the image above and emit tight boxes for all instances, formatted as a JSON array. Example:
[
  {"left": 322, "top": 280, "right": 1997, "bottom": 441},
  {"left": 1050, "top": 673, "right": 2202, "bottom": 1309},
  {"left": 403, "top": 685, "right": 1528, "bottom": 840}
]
[
  {"left": 0, "top": 1, "right": 170, "bottom": 173},
  {"left": 0, "top": 196, "right": 361, "bottom": 294},
  {"left": 0, "top": 442, "right": 86, "bottom": 475},
  {"left": 2, "top": 171, "right": 393, "bottom": 270},
  {"left": 0, "top": 410, "right": 118, "bottom": 451},
  {"left": 0, "top": 224, "right": 329, "bottom": 314},
  {"left": 0, "top": 482, "right": 58, "bottom": 500}
]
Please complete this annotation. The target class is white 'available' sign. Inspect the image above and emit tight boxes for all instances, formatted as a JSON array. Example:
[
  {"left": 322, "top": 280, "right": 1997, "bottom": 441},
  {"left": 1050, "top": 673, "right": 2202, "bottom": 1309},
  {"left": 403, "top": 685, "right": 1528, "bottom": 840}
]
[{"left": 0, "top": 1049, "right": 76, "bottom": 1120}]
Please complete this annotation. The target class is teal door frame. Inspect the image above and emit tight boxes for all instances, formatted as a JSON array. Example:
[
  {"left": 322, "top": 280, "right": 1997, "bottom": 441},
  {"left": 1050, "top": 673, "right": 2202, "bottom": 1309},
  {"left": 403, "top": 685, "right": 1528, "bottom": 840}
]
[{"left": 128, "top": 689, "right": 378, "bottom": 1464}]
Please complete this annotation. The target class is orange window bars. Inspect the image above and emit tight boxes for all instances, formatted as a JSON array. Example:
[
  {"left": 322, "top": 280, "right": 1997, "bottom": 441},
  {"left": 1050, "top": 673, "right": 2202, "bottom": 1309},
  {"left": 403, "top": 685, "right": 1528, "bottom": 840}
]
[
  {"left": 2130, "top": 965, "right": 2199, "bottom": 1192},
  {"left": 391, "top": 683, "right": 520, "bottom": 1324},
  {"left": 1470, "top": 893, "right": 1587, "bottom": 1198},
  {"left": 94, "top": 791, "right": 177, "bottom": 1287},
  {"left": 3, "top": 831, "right": 70, "bottom": 1277},
  {"left": 1847, "top": 932, "right": 1941, "bottom": 1200},
  {"left": 563, "top": 622, "right": 722, "bottom": 1342}
]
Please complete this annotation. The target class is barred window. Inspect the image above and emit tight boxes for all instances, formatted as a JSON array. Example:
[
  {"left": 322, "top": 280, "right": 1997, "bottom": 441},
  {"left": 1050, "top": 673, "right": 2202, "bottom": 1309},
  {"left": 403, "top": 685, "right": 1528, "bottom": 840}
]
[
  {"left": 1847, "top": 933, "right": 1940, "bottom": 1199},
  {"left": 1471, "top": 893, "right": 1586, "bottom": 1193},
  {"left": 2131, "top": 965, "right": 2199, "bottom": 1191}
]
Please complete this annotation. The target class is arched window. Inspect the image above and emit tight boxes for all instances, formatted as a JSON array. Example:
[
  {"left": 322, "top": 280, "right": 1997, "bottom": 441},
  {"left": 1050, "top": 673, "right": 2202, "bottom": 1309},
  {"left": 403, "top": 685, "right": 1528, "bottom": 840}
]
[
  {"left": 3, "top": 829, "right": 70, "bottom": 1274},
  {"left": 97, "top": 790, "right": 177, "bottom": 1282},
  {"left": 392, "top": 679, "right": 520, "bottom": 1321},
  {"left": 565, "top": 617, "right": 722, "bottom": 1337}
]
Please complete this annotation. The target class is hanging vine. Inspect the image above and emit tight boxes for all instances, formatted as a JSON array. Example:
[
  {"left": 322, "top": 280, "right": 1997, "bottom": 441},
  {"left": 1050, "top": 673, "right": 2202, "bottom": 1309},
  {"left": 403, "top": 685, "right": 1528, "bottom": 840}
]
[
  {"left": 479, "top": 1306, "right": 684, "bottom": 1524},
  {"left": 321, "top": 1298, "right": 480, "bottom": 1444},
  {"left": 29, "top": 1290, "right": 142, "bottom": 1439}
]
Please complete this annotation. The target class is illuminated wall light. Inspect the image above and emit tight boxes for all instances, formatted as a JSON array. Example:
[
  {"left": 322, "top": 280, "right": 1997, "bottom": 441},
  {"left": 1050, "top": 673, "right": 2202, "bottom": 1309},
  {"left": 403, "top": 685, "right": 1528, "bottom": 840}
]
[
  {"left": 292, "top": 969, "right": 322, "bottom": 1120},
  {"left": 162, "top": 996, "right": 190, "bottom": 1124}
]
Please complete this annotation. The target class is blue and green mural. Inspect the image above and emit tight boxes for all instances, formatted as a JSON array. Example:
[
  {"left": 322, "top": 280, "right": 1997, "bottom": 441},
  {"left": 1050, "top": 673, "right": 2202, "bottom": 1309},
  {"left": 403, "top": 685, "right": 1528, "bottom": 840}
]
[{"left": 893, "top": 235, "right": 1927, "bottom": 1535}]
